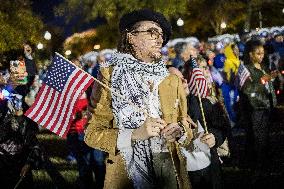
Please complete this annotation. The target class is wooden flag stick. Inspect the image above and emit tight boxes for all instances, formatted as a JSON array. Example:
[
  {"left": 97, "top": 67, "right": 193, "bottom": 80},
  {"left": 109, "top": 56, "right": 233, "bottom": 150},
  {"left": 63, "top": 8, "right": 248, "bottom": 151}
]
[{"left": 194, "top": 81, "right": 209, "bottom": 134}]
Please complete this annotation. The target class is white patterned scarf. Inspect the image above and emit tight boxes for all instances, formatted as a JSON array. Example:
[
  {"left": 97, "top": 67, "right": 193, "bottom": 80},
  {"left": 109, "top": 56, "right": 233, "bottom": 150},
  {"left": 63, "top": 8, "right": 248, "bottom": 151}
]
[{"left": 101, "top": 52, "right": 169, "bottom": 188}]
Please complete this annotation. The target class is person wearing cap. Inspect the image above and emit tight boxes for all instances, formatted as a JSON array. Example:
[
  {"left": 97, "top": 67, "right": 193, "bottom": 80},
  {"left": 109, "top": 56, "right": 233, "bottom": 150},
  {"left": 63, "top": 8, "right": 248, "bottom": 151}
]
[
  {"left": 272, "top": 33, "right": 284, "bottom": 65},
  {"left": 84, "top": 9, "right": 193, "bottom": 189}
]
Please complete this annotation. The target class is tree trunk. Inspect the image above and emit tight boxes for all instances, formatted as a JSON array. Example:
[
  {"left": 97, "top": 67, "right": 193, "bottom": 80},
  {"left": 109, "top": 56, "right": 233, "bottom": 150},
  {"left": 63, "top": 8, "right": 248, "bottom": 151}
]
[{"left": 244, "top": 0, "right": 252, "bottom": 32}]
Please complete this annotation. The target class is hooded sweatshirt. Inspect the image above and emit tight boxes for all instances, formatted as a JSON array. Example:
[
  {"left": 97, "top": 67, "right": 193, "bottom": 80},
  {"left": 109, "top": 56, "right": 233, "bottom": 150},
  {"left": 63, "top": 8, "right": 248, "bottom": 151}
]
[{"left": 223, "top": 44, "right": 240, "bottom": 82}]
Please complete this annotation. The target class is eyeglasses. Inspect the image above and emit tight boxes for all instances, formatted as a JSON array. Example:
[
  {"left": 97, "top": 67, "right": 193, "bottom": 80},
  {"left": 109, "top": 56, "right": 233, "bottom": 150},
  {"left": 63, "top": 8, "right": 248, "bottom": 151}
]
[{"left": 131, "top": 28, "right": 163, "bottom": 40}]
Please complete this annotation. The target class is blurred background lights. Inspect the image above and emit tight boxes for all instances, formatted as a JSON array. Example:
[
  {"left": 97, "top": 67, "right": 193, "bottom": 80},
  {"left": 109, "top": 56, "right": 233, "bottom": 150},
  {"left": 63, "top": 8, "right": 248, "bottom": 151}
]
[
  {"left": 44, "top": 31, "right": 51, "bottom": 40},
  {"left": 37, "top": 43, "right": 43, "bottom": 49},
  {"left": 93, "top": 44, "right": 101, "bottom": 50},
  {"left": 221, "top": 22, "right": 227, "bottom": 29},
  {"left": 177, "top": 18, "right": 184, "bottom": 27},
  {"left": 65, "top": 50, "right": 72, "bottom": 56}
]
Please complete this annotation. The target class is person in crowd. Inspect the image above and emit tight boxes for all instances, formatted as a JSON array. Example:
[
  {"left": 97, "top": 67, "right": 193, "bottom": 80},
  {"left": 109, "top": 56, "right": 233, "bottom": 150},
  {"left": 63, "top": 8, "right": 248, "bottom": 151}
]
[
  {"left": 222, "top": 43, "right": 240, "bottom": 125},
  {"left": 184, "top": 57, "right": 230, "bottom": 189},
  {"left": 84, "top": 9, "right": 193, "bottom": 189},
  {"left": 239, "top": 40, "right": 278, "bottom": 181},
  {"left": 172, "top": 42, "right": 197, "bottom": 74},
  {"left": 212, "top": 54, "right": 226, "bottom": 88},
  {"left": 237, "top": 31, "right": 251, "bottom": 61},
  {"left": 23, "top": 42, "right": 38, "bottom": 85},
  {"left": 272, "top": 33, "right": 284, "bottom": 60},
  {"left": 13, "top": 42, "right": 38, "bottom": 109},
  {"left": 172, "top": 42, "right": 188, "bottom": 71},
  {"left": 0, "top": 58, "right": 44, "bottom": 189},
  {"left": 205, "top": 50, "right": 215, "bottom": 67}
]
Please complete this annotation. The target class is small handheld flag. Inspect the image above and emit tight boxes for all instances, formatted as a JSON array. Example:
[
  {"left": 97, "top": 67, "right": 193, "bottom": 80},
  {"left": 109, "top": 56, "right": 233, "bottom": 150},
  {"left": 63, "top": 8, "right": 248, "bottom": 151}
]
[{"left": 25, "top": 53, "right": 94, "bottom": 137}]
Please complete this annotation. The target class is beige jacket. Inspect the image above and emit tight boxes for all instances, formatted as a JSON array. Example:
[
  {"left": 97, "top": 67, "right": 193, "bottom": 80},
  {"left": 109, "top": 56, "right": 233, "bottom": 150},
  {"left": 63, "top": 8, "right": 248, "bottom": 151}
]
[{"left": 85, "top": 66, "right": 192, "bottom": 189}]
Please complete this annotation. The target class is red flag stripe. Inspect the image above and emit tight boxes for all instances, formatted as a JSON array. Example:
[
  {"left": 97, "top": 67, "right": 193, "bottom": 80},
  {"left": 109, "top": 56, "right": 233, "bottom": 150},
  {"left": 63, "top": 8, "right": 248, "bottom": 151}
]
[
  {"left": 30, "top": 85, "right": 50, "bottom": 120},
  {"left": 32, "top": 87, "right": 51, "bottom": 123},
  {"left": 25, "top": 84, "right": 47, "bottom": 117},
  {"left": 55, "top": 72, "right": 89, "bottom": 135},
  {"left": 40, "top": 89, "right": 59, "bottom": 127},
  {"left": 188, "top": 68, "right": 208, "bottom": 98},
  {"left": 34, "top": 87, "right": 55, "bottom": 124},
  {"left": 58, "top": 75, "right": 94, "bottom": 137},
  {"left": 49, "top": 70, "right": 83, "bottom": 132}
]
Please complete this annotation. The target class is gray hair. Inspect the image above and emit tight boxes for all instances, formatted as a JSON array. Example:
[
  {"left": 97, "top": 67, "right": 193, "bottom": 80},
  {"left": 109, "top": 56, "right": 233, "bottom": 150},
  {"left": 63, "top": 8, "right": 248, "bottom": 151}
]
[{"left": 174, "top": 42, "right": 188, "bottom": 56}]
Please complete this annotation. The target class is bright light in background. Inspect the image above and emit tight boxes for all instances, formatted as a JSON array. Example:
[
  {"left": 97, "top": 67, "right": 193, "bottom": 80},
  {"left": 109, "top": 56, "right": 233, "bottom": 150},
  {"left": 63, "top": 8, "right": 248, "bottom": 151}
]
[
  {"left": 2, "top": 89, "right": 10, "bottom": 97},
  {"left": 65, "top": 50, "right": 72, "bottom": 56},
  {"left": 282, "top": 8, "right": 284, "bottom": 13},
  {"left": 177, "top": 18, "right": 184, "bottom": 27},
  {"left": 93, "top": 44, "right": 101, "bottom": 50},
  {"left": 221, "top": 22, "right": 227, "bottom": 29},
  {"left": 44, "top": 31, "right": 52, "bottom": 40},
  {"left": 37, "top": 43, "right": 43, "bottom": 49},
  {"left": 261, "top": 79, "right": 266, "bottom": 84},
  {"left": 277, "top": 90, "right": 280, "bottom": 95}
]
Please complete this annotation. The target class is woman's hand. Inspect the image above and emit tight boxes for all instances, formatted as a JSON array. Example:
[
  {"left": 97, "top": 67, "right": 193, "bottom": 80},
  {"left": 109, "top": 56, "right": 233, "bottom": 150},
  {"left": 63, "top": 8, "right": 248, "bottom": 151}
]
[
  {"left": 200, "top": 133, "right": 216, "bottom": 148},
  {"left": 131, "top": 117, "right": 167, "bottom": 141},
  {"left": 260, "top": 74, "right": 272, "bottom": 83}
]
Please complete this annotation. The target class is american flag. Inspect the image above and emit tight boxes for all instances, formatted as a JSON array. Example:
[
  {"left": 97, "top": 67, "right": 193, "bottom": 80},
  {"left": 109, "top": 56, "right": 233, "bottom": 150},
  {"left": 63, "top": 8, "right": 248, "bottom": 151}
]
[
  {"left": 25, "top": 53, "right": 94, "bottom": 137},
  {"left": 188, "top": 57, "right": 208, "bottom": 98},
  {"left": 237, "top": 63, "right": 250, "bottom": 88}
]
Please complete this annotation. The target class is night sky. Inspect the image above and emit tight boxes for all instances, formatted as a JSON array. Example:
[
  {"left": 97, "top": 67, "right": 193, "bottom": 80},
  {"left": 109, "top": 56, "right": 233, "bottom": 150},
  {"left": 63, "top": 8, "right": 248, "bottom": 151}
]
[
  {"left": 31, "top": 0, "right": 104, "bottom": 38},
  {"left": 31, "top": 0, "right": 63, "bottom": 25}
]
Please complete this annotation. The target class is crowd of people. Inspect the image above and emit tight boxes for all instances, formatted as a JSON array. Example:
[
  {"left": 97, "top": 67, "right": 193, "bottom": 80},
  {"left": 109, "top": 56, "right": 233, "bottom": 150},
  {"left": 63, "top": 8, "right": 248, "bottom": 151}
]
[{"left": 1, "top": 8, "right": 284, "bottom": 189}]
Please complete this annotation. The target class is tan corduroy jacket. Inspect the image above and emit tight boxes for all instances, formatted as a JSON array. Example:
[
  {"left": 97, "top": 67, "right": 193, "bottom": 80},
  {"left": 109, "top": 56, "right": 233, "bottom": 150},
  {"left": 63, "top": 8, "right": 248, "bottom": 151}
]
[{"left": 85, "top": 66, "right": 192, "bottom": 189}]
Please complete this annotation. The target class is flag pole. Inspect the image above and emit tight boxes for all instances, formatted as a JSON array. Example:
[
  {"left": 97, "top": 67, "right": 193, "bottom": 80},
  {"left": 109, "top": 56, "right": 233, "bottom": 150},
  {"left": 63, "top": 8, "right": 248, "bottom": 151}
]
[
  {"left": 194, "top": 78, "right": 209, "bottom": 134},
  {"left": 55, "top": 52, "right": 151, "bottom": 117},
  {"left": 13, "top": 177, "right": 24, "bottom": 189}
]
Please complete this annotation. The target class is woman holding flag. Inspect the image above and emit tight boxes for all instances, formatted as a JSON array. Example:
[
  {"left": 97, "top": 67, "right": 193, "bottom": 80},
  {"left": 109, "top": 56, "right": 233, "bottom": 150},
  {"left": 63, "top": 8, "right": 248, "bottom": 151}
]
[{"left": 182, "top": 54, "right": 230, "bottom": 189}]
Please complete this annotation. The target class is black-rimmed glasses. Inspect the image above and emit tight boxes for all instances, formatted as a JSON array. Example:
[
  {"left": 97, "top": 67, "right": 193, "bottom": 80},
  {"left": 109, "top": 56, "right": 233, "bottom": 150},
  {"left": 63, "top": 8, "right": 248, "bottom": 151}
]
[{"left": 131, "top": 28, "right": 163, "bottom": 40}]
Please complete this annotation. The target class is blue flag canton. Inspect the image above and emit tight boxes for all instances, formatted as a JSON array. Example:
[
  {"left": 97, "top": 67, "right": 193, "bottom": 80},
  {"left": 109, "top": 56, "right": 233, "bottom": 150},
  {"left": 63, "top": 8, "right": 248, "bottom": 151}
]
[
  {"left": 44, "top": 55, "right": 76, "bottom": 92},
  {"left": 190, "top": 57, "right": 199, "bottom": 68},
  {"left": 238, "top": 63, "right": 246, "bottom": 74}
]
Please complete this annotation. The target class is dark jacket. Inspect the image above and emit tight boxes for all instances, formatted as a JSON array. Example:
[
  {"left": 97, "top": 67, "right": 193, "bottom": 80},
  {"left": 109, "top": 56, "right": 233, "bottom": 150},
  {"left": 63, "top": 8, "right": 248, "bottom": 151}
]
[
  {"left": 188, "top": 95, "right": 230, "bottom": 189},
  {"left": 241, "top": 64, "right": 276, "bottom": 111},
  {"left": 25, "top": 58, "right": 38, "bottom": 77},
  {"left": 0, "top": 91, "right": 43, "bottom": 171}
]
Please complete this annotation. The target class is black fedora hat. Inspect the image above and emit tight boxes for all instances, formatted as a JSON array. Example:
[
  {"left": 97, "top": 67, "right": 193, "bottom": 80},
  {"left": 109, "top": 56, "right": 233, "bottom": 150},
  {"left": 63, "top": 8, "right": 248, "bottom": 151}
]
[{"left": 119, "top": 8, "right": 172, "bottom": 47}]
